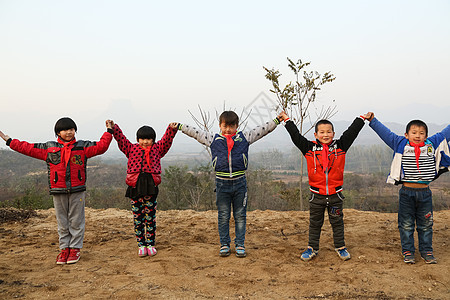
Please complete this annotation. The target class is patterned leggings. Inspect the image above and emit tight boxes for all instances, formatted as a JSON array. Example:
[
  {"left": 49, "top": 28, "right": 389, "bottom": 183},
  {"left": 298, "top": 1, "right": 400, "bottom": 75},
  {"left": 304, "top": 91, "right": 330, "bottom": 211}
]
[{"left": 130, "top": 195, "right": 157, "bottom": 247}]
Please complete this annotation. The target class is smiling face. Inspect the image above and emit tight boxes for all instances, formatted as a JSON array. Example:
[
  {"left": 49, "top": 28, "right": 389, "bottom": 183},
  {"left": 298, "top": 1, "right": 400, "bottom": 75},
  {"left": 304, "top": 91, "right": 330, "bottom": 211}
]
[
  {"left": 219, "top": 122, "right": 238, "bottom": 135},
  {"left": 405, "top": 125, "right": 427, "bottom": 144},
  {"left": 138, "top": 138, "right": 154, "bottom": 149},
  {"left": 57, "top": 128, "right": 76, "bottom": 142},
  {"left": 314, "top": 124, "right": 335, "bottom": 144}
]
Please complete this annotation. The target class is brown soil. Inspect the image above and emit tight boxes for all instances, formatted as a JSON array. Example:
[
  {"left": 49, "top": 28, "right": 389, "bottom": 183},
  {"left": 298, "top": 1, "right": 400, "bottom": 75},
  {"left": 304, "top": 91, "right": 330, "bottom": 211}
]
[{"left": 0, "top": 208, "right": 449, "bottom": 299}]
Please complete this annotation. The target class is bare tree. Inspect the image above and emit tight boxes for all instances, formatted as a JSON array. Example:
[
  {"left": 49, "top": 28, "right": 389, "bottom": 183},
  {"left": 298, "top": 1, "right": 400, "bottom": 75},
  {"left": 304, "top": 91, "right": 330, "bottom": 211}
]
[{"left": 264, "top": 57, "right": 338, "bottom": 210}]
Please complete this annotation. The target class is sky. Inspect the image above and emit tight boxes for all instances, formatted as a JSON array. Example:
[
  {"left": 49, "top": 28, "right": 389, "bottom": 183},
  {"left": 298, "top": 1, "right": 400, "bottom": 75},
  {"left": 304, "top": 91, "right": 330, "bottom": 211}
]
[{"left": 0, "top": 0, "right": 449, "bottom": 148}]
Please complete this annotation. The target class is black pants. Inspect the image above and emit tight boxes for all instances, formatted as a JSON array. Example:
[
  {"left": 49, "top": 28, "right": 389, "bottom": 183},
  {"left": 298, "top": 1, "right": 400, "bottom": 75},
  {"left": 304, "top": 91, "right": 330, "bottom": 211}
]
[{"left": 308, "top": 193, "right": 345, "bottom": 250}]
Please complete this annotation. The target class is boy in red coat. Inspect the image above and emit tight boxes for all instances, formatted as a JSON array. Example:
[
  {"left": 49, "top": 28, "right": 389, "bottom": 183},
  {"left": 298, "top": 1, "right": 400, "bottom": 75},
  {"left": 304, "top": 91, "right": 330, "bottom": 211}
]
[{"left": 0, "top": 117, "right": 113, "bottom": 264}]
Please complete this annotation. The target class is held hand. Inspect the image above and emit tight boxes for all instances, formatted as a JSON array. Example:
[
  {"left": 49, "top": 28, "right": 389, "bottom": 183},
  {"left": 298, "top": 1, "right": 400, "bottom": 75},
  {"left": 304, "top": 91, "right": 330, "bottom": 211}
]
[
  {"left": 106, "top": 120, "right": 115, "bottom": 129},
  {"left": 0, "top": 130, "right": 11, "bottom": 142},
  {"left": 169, "top": 122, "right": 179, "bottom": 129},
  {"left": 363, "top": 112, "right": 374, "bottom": 122},
  {"left": 278, "top": 111, "right": 289, "bottom": 122}
]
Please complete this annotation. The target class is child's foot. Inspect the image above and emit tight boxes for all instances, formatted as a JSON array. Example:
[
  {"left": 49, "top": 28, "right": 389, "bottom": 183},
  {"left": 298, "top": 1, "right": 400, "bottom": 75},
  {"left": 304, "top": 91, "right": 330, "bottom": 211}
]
[
  {"left": 138, "top": 246, "right": 147, "bottom": 257},
  {"left": 335, "top": 247, "right": 351, "bottom": 261},
  {"left": 420, "top": 252, "right": 437, "bottom": 264},
  {"left": 402, "top": 251, "right": 415, "bottom": 264},
  {"left": 66, "top": 248, "right": 81, "bottom": 264},
  {"left": 300, "top": 246, "right": 318, "bottom": 261},
  {"left": 146, "top": 246, "right": 157, "bottom": 256},
  {"left": 235, "top": 245, "right": 246, "bottom": 258},
  {"left": 219, "top": 245, "right": 230, "bottom": 257},
  {"left": 56, "top": 248, "right": 70, "bottom": 265}
]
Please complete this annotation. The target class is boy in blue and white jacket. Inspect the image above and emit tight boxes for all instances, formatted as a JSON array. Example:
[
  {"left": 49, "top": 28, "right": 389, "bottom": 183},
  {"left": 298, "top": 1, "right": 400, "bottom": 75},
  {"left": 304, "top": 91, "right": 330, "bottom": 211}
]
[
  {"left": 178, "top": 111, "right": 281, "bottom": 257},
  {"left": 366, "top": 112, "right": 450, "bottom": 264}
]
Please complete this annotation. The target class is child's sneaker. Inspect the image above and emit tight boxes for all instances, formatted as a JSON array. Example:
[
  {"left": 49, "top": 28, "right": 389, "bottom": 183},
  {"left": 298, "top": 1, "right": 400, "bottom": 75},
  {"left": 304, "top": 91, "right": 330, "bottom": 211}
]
[
  {"left": 56, "top": 248, "right": 70, "bottom": 265},
  {"left": 138, "top": 246, "right": 147, "bottom": 257},
  {"left": 146, "top": 246, "right": 157, "bottom": 256},
  {"left": 219, "top": 245, "right": 230, "bottom": 257},
  {"left": 235, "top": 245, "right": 246, "bottom": 258},
  {"left": 402, "top": 251, "right": 415, "bottom": 264},
  {"left": 66, "top": 248, "right": 81, "bottom": 264},
  {"left": 420, "top": 252, "right": 437, "bottom": 264},
  {"left": 300, "top": 246, "right": 318, "bottom": 261},
  {"left": 335, "top": 247, "right": 351, "bottom": 261}
]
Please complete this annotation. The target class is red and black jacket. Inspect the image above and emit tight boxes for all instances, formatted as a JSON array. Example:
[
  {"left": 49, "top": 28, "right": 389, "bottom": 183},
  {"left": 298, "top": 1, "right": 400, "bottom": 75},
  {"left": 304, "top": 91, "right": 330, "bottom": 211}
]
[
  {"left": 6, "top": 130, "right": 113, "bottom": 194},
  {"left": 284, "top": 118, "right": 364, "bottom": 195}
]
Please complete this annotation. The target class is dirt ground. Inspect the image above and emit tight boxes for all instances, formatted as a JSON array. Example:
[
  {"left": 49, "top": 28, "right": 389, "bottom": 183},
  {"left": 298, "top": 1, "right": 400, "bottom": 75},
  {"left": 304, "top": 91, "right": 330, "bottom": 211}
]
[{"left": 0, "top": 208, "right": 449, "bottom": 299}]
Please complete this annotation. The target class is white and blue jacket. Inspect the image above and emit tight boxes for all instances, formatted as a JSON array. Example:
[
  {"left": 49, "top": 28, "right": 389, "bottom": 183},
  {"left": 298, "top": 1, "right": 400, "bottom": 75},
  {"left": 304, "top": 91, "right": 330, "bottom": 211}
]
[
  {"left": 369, "top": 117, "right": 450, "bottom": 184},
  {"left": 179, "top": 118, "right": 280, "bottom": 178}
]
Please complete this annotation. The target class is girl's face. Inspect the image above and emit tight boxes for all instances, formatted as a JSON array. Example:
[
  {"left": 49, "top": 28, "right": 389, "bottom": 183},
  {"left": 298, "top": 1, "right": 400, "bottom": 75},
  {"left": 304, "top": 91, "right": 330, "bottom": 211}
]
[
  {"left": 58, "top": 128, "right": 76, "bottom": 142},
  {"left": 405, "top": 125, "right": 427, "bottom": 144},
  {"left": 314, "top": 124, "right": 335, "bottom": 144},
  {"left": 219, "top": 122, "right": 238, "bottom": 135},
  {"left": 138, "top": 138, "right": 153, "bottom": 149}
]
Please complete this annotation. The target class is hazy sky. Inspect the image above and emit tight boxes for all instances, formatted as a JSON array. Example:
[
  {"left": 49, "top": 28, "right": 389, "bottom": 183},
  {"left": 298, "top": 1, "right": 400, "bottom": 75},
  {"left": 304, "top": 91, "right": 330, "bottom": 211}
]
[{"left": 1, "top": 0, "right": 449, "bottom": 145}]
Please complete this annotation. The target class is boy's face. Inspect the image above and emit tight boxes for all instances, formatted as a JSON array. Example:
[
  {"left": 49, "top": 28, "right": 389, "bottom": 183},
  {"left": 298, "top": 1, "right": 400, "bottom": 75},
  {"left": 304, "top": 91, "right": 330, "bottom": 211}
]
[
  {"left": 314, "top": 124, "right": 335, "bottom": 144},
  {"left": 57, "top": 128, "right": 76, "bottom": 142},
  {"left": 138, "top": 138, "right": 154, "bottom": 149},
  {"left": 405, "top": 125, "right": 427, "bottom": 144},
  {"left": 219, "top": 122, "right": 238, "bottom": 135}
]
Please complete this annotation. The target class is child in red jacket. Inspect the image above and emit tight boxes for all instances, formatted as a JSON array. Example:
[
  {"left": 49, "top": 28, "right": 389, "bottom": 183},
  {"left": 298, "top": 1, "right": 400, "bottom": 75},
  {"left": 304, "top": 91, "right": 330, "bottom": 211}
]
[
  {"left": 0, "top": 117, "right": 113, "bottom": 265},
  {"left": 108, "top": 120, "right": 178, "bottom": 257}
]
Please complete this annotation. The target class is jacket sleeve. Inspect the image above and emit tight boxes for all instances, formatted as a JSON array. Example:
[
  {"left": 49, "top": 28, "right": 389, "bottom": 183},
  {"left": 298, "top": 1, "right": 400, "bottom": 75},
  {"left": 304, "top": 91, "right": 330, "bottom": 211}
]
[
  {"left": 178, "top": 123, "right": 214, "bottom": 147},
  {"left": 84, "top": 131, "right": 113, "bottom": 158},
  {"left": 338, "top": 117, "right": 365, "bottom": 152},
  {"left": 428, "top": 124, "right": 450, "bottom": 147},
  {"left": 369, "top": 117, "right": 403, "bottom": 150},
  {"left": 243, "top": 118, "right": 280, "bottom": 145},
  {"left": 112, "top": 124, "right": 133, "bottom": 156},
  {"left": 155, "top": 125, "right": 178, "bottom": 158},
  {"left": 8, "top": 139, "right": 48, "bottom": 161},
  {"left": 284, "top": 120, "right": 312, "bottom": 156}
]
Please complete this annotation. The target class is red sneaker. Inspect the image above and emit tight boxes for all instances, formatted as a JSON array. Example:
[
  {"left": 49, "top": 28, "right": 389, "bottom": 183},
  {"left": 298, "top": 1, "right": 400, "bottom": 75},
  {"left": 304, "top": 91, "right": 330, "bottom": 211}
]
[
  {"left": 56, "top": 248, "right": 70, "bottom": 265},
  {"left": 66, "top": 248, "right": 81, "bottom": 264}
]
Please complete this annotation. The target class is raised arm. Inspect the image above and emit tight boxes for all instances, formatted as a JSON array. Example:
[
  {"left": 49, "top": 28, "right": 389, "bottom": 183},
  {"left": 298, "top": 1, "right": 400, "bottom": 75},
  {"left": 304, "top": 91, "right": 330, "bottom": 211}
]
[
  {"left": 278, "top": 111, "right": 311, "bottom": 155},
  {"left": 84, "top": 122, "right": 113, "bottom": 158},
  {"left": 338, "top": 117, "right": 365, "bottom": 152},
  {"left": 155, "top": 123, "right": 178, "bottom": 158},
  {"left": 178, "top": 123, "right": 215, "bottom": 147},
  {"left": 242, "top": 117, "right": 280, "bottom": 145},
  {"left": 367, "top": 113, "right": 402, "bottom": 150},
  {"left": 112, "top": 123, "right": 133, "bottom": 156}
]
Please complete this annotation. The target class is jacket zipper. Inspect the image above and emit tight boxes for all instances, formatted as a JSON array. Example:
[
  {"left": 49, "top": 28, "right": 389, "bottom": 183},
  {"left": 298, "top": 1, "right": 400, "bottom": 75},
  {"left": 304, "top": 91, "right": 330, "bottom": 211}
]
[{"left": 228, "top": 151, "right": 232, "bottom": 178}]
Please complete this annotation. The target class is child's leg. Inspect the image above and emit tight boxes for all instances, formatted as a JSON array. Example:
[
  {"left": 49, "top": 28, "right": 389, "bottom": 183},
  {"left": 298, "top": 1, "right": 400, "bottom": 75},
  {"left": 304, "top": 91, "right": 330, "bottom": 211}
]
[
  {"left": 52, "top": 194, "right": 71, "bottom": 249},
  {"left": 415, "top": 188, "right": 433, "bottom": 254},
  {"left": 327, "top": 193, "right": 345, "bottom": 249},
  {"left": 67, "top": 191, "right": 86, "bottom": 249},
  {"left": 215, "top": 178, "right": 233, "bottom": 246},
  {"left": 308, "top": 194, "right": 327, "bottom": 250},
  {"left": 398, "top": 187, "right": 417, "bottom": 254},
  {"left": 143, "top": 195, "right": 157, "bottom": 247},
  {"left": 231, "top": 177, "right": 248, "bottom": 247},
  {"left": 131, "top": 197, "right": 147, "bottom": 247}
]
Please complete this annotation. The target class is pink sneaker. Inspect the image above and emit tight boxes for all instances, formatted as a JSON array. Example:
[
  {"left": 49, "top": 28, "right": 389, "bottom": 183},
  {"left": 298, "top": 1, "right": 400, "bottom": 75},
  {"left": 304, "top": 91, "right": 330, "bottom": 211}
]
[
  {"left": 66, "top": 248, "right": 81, "bottom": 264},
  {"left": 146, "top": 246, "right": 157, "bottom": 256},
  {"left": 56, "top": 248, "right": 70, "bottom": 264},
  {"left": 138, "top": 246, "right": 147, "bottom": 257}
]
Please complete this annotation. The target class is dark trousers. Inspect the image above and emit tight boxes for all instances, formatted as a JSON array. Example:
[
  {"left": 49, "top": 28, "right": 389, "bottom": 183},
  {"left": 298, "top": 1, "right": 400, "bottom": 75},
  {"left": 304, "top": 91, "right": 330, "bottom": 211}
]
[
  {"left": 308, "top": 193, "right": 345, "bottom": 250},
  {"left": 130, "top": 195, "right": 157, "bottom": 247}
]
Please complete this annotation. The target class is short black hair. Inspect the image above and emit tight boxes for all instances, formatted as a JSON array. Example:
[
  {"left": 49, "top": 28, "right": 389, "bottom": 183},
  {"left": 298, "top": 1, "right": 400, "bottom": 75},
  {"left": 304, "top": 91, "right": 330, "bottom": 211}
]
[
  {"left": 406, "top": 120, "right": 428, "bottom": 136},
  {"left": 219, "top": 111, "right": 239, "bottom": 126},
  {"left": 54, "top": 117, "right": 77, "bottom": 135},
  {"left": 315, "top": 119, "right": 334, "bottom": 133},
  {"left": 136, "top": 126, "right": 156, "bottom": 140}
]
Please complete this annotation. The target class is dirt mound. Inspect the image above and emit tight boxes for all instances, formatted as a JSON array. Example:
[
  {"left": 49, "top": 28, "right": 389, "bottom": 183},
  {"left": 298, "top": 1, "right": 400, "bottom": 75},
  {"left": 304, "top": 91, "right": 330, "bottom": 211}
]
[{"left": 0, "top": 208, "right": 449, "bottom": 299}]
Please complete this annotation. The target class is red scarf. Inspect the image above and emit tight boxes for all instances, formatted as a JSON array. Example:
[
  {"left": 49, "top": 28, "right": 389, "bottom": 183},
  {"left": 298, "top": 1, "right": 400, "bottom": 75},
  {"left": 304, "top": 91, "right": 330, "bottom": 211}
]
[
  {"left": 223, "top": 134, "right": 235, "bottom": 161},
  {"left": 141, "top": 146, "right": 152, "bottom": 167},
  {"left": 321, "top": 143, "right": 331, "bottom": 172},
  {"left": 58, "top": 137, "right": 76, "bottom": 166},
  {"left": 410, "top": 141, "right": 425, "bottom": 172}
]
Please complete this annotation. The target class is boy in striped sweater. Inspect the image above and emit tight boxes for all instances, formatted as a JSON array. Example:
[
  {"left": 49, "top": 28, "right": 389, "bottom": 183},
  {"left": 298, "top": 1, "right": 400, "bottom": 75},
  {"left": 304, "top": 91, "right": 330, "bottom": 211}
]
[{"left": 366, "top": 112, "right": 450, "bottom": 264}]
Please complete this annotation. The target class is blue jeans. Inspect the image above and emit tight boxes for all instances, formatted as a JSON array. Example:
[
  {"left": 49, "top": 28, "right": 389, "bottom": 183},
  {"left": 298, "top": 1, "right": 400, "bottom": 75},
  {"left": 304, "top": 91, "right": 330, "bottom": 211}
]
[
  {"left": 398, "top": 186, "right": 433, "bottom": 255},
  {"left": 215, "top": 176, "right": 248, "bottom": 247}
]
